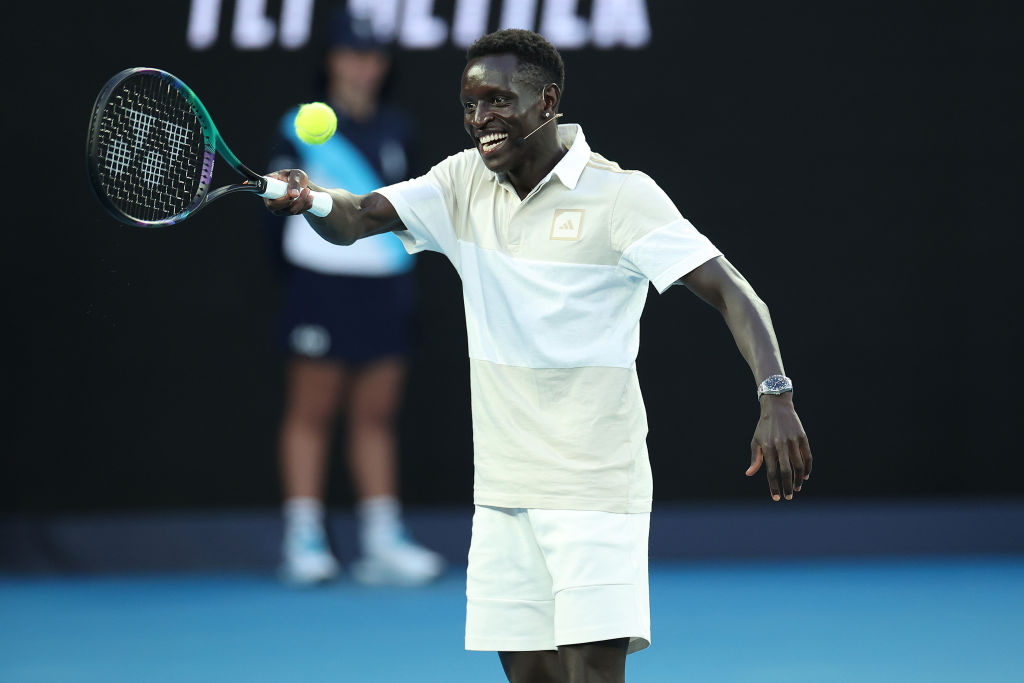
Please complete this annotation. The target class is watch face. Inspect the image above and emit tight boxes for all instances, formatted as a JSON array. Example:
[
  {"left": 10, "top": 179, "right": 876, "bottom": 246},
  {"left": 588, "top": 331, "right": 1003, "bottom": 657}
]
[{"left": 760, "top": 376, "right": 793, "bottom": 394}]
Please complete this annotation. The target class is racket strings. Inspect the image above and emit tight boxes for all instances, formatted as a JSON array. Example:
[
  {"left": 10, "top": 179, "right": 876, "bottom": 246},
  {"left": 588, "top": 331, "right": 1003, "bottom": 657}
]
[{"left": 93, "top": 73, "right": 211, "bottom": 223}]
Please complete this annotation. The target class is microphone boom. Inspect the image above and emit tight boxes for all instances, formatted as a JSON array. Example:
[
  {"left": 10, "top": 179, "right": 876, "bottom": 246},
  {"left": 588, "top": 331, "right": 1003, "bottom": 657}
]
[{"left": 514, "top": 113, "right": 564, "bottom": 146}]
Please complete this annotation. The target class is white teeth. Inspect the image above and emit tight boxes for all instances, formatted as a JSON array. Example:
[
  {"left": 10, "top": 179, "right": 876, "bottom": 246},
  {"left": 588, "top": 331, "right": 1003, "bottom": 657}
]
[{"left": 479, "top": 132, "right": 508, "bottom": 152}]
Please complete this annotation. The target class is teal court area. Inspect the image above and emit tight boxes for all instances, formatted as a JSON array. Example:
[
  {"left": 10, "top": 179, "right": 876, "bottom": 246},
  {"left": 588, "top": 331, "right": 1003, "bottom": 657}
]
[{"left": 3, "top": 556, "right": 1023, "bottom": 682}]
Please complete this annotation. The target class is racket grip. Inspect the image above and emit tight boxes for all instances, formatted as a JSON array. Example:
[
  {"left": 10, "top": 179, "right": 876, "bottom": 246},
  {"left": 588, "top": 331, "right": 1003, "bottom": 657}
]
[{"left": 260, "top": 176, "right": 333, "bottom": 217}]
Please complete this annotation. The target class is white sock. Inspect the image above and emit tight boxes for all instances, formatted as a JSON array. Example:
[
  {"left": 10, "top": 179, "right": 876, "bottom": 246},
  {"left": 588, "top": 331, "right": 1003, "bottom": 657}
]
[
  {"left": 357, "top": 495, "right": 403, "bottom": 553},
  {"left": 283, "top": 497, "right": 325, "bottom": 539}
]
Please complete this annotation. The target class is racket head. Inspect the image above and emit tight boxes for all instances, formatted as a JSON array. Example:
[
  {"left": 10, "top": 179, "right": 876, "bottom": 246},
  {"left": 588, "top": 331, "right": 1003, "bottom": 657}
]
[{"left": 86, "top": 68, "right": 218, "bottom": 227}]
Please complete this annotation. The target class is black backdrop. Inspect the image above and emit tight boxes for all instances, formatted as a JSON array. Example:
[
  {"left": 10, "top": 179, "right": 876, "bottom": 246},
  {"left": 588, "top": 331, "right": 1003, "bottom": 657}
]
[{"left": 4, "top": 1, "right": 1022, "bottom": 512}]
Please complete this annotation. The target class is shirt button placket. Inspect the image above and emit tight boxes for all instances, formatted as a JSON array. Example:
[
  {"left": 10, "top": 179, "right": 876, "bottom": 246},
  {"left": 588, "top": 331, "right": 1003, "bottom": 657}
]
[{"left": 507, "top": 203, "right": 522, "bottom": 255}]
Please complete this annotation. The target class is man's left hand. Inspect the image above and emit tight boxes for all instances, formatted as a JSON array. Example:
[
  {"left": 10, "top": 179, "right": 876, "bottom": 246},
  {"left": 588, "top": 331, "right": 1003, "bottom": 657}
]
[{"left": 746, "top": 394, "right": 813, "bottom": 501}]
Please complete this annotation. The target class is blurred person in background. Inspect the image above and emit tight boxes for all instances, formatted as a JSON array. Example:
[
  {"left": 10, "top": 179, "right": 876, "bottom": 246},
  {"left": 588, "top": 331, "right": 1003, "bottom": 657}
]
[{"left": 267, "top": 9, "right": 442, "bottom": 586}]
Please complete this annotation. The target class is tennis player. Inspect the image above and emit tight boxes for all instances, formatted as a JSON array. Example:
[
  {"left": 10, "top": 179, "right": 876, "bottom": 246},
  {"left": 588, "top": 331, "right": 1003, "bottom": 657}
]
[{"left": 264, "top": 28, "right": 812, "bottom": 683}]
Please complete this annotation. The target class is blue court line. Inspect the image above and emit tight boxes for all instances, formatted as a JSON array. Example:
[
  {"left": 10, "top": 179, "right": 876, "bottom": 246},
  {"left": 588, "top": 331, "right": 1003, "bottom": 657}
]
[{"left": 2, "top": 556, "right": 1022, "bottom": 682}]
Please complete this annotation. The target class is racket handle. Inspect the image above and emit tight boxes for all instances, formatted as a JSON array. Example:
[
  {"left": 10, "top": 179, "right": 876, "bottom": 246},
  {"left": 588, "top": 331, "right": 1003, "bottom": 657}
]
[{"left": 260, "top": 176, "right": 333, "bottom": 217}]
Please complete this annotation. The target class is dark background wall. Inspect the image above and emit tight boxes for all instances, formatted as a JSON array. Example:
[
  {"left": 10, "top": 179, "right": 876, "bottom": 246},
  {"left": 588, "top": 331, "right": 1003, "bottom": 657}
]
[{"left": 3, "top": 1, "right": 1021, "bottom": 512}]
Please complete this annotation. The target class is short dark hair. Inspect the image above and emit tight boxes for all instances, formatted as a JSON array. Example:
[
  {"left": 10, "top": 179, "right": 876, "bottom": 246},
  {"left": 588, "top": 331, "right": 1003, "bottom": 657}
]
[{"left": 466, "top": 29, "right": 565, "bottom": 95}]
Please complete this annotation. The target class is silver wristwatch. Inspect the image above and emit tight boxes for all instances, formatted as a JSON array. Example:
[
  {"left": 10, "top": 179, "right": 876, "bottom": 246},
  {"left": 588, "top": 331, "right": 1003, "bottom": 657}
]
[{"left": 757, "top": 374, "right": 793, "bottom": 398}]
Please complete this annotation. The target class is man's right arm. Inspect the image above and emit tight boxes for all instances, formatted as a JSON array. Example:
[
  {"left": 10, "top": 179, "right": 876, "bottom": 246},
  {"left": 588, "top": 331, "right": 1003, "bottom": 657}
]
[{"left": 261, "top": 169, "right": 404, "bottom": 246}]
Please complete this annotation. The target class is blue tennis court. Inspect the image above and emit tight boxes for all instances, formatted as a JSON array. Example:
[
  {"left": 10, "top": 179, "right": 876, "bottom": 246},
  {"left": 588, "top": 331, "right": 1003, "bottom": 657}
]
[{"left": 3, "top": 556, "right": 1022, "bottom": 682}]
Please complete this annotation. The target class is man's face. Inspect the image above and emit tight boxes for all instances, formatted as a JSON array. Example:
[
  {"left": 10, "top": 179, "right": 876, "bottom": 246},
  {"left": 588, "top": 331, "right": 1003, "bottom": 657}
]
[{"left": 461, "top": 54, "right": 546, "bottom": 173}]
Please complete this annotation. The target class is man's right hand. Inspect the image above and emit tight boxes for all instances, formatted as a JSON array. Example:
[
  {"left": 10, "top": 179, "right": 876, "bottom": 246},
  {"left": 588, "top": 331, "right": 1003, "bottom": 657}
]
[
  {"left": 259, "top": 170, "right": 404, "bottom": 246},
  {"left": 262, "top": 169, "right": 319, "bottom": 216}
]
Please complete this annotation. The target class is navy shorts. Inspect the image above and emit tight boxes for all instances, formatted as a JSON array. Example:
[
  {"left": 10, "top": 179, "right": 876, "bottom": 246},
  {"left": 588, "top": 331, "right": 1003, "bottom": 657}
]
[{"left": 279, "top": 268, "right": 415, "bottom": 365}]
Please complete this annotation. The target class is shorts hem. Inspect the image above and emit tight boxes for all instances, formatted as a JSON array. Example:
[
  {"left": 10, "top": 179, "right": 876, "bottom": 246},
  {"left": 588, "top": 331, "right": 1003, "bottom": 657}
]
[
  {"left": 465, "top": 636, "right": 556, "bottom": 652},
  {"left": 556, "top": 625, "right": 650, "bottom": 654}
]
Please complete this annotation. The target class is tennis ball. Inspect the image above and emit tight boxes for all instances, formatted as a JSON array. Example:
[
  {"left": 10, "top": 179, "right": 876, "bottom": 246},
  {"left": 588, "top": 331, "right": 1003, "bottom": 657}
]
[{"left": 294, "top": 102, "right": 337, "bottom": 145}]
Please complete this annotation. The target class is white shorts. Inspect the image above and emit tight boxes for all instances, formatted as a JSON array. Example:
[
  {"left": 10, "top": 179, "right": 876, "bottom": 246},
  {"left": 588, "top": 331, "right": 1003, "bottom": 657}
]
[{"left": 465, "top": 505, "right": 651, "bottom": 654}]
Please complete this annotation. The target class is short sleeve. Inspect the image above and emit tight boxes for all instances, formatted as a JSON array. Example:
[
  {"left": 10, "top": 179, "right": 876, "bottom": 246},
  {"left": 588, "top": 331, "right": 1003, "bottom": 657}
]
[
  {"left": 376, "top": 153, "right": 462, "bottom": 260},
  {"left": 614, "top": 172, "right": 721, "bottom": 293}
]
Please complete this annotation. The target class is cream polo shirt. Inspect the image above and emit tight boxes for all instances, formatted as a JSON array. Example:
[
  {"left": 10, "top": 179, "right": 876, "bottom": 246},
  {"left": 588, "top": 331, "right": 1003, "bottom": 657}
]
[{"left": 377, "top": 125, "right": 721, "bottom": 513}]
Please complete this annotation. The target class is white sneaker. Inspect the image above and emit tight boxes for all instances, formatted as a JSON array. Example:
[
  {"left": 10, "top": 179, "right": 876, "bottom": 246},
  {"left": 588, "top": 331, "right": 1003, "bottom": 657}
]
[
  {"left": 280, "top": 527, "right": 340, "bottom": 585},
  {"left": 350, "top": 533, "right": 445, "bottom": 587}
]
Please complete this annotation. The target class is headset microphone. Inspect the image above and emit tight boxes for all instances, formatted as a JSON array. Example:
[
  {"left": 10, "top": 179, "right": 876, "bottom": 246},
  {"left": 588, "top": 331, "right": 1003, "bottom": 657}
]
[{"left": 513, "top": 113, "right": 564, "bottom": 147}]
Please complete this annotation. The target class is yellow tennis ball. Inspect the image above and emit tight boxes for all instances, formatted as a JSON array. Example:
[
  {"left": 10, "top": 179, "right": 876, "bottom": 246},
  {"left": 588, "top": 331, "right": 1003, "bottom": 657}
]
[{"left": 294, "top": 102, "right": 337, "bottom": 145}]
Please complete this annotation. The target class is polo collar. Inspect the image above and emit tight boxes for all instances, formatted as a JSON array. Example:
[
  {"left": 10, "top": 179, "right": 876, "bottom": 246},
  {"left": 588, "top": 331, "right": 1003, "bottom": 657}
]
[
  {"left": 550, "top": 124, "right": 589, "bottom": 190},
  {"left": 489, "top": 123, "right": 590, "bottom": 192}
]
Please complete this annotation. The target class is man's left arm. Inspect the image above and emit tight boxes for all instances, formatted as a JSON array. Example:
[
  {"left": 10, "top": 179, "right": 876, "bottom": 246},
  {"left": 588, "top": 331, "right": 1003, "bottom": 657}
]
[{"left": 680, "top": 256, "right": 813, "bottom": 501}]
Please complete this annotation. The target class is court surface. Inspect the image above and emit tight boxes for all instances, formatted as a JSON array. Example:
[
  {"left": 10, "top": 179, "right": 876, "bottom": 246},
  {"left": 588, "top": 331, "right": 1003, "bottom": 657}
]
[{"left": 3, "top": 556, "right": 1022, "bottom": 682}]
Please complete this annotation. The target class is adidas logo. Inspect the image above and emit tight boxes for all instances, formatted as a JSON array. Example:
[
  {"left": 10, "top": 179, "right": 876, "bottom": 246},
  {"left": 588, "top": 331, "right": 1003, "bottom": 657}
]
[{"left": 550, "top": 209, "right": 584, "bottom": 240}]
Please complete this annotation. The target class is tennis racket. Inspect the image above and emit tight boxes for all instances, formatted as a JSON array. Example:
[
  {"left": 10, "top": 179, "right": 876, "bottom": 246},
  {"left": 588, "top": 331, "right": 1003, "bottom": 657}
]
[{"left": 86, "top": 67, "right": 332, "bottom": 227}]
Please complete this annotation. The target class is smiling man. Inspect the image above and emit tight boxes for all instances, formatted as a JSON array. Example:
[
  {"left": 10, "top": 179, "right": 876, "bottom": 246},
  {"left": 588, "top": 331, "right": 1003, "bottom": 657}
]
[{"left": 264, "top": 28, "right": 812, "bottom": 683}]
